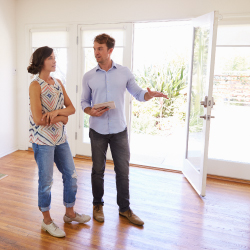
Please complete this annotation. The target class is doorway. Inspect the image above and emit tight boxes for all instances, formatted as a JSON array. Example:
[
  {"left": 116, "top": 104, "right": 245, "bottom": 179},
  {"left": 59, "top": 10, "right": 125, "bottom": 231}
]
[{"left": 130, "top": 21, "right": 192, "bottom": 171}]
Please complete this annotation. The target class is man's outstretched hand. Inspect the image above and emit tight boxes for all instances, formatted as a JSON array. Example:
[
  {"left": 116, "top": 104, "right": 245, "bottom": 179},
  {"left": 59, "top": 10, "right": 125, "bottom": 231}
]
[{"left": 144, "top": 88, "right": 168, "bottom": 101}]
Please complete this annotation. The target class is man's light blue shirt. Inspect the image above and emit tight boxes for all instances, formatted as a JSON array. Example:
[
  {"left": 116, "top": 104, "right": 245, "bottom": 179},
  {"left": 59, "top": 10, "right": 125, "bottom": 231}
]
[{"left": 81, "top": 61, "right": 147, "bottom": 135}]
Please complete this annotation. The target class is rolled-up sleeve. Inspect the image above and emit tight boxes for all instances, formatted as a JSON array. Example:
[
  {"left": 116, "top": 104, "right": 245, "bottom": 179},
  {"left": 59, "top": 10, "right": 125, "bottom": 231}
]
[
  {"left": 81, "top": 74, "right": 92, "bottom": 111},
  {"left": 126, "top": 69, "right": 147, "bottom": 102}
]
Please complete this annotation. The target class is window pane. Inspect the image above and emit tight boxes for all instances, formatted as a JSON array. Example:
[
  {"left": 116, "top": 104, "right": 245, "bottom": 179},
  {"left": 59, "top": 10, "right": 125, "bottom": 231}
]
[
  {"left": 187, "top": 27, "right": 210, "bottom": 171},
  {"left": 208, "top": 47, "right": 250, "bottom": 163}
]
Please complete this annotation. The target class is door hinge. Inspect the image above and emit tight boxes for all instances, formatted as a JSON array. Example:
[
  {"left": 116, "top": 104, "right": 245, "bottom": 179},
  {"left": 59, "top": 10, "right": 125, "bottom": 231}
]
[
  {"left": 76, "top": 36, "right": 78, "bottom": 45},
  {"left": 76, "top": 85, "right": 78, "bottom": 93},
  {"left": 75, "top": 132, "right": 77, "bottom": 140}
]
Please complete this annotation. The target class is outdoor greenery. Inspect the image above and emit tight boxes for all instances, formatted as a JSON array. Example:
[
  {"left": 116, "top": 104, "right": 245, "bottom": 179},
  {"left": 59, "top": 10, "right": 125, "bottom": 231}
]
[
  {"left": 188, "top": 27, "right": 209, "bottom": 133},
  {"left": 132, "top": 60, "right": 188, "bottom": 136},
  {"left": 224, "top": 55, "right": 250, "bottom": 72},
  {"left": 132, "top": 27, "right": 211, "bottom": 136}
]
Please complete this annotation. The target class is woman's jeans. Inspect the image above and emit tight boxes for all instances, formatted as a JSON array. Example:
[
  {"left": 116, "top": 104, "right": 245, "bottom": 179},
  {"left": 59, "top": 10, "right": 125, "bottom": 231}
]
[
  {"left": 89, "top": 128, "right": 130, "bottom": 213},
  {"left": 32, "top": 141, "right": 77, "bottom": 212}
]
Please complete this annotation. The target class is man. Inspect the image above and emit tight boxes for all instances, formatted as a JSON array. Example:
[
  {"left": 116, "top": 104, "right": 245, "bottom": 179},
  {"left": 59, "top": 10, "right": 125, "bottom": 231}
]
[{"left": 81, "top": 33, "right": 168, "bottom": 226}]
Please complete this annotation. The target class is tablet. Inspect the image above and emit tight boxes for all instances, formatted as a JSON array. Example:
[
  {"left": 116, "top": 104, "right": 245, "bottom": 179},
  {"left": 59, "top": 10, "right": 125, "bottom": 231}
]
[{"left": 93, "top": 101, "right": 116, "bottom": 110}]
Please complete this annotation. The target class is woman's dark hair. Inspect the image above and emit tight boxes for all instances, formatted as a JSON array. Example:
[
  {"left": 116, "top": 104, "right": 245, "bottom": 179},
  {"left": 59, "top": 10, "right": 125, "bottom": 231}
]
[{"left": 27, "top": 46, "right": 53, "bottom": 74}]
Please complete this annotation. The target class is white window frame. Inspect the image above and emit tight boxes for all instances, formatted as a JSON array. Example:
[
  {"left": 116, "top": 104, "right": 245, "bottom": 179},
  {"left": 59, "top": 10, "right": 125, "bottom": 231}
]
[{"left": 207, "top": 14, "right": 250, "bottom": 179}]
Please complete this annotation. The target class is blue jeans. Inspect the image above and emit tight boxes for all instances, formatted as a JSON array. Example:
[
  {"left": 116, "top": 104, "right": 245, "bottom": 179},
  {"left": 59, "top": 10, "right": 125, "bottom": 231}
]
[
  {"left": 89, "top": 128, "right": 130, "bottom": 212},
  {"left": 32, "top": 141, "right": 77, "bottom": 212}
]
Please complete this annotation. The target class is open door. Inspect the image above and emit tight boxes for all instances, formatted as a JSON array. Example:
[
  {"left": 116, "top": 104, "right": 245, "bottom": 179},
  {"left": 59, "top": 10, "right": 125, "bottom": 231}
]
[{"left": 183, "top": 11, "right": 218, "bottom": 196}]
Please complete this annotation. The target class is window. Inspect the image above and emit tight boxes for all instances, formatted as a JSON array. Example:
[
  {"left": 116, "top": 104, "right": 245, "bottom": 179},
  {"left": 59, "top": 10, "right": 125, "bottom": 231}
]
[
  {"left": 30, "top": 29, "right": 68, "bottom": 86},
  {"left": 208, "top": 25, "right": 250, "bottom": 163}
]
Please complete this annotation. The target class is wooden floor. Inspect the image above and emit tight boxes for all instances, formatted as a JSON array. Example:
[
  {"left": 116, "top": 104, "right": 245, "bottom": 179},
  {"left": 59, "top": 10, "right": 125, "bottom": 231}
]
[{"left": 0, "top": 151, "right": 250, "bottom": 250}]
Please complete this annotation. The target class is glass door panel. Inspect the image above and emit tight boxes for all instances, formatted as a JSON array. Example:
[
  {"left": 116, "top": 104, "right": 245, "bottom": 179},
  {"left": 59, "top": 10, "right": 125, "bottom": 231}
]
[
  {"left": 183, "top": 12, "right": 218, "bottom": 196},
  {"left": 187, "top": 27, "right": 210, "bottom": 171}
]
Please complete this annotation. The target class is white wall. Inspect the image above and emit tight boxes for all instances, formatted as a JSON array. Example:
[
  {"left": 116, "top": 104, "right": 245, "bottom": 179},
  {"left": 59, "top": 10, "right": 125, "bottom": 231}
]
[
  {"left": 15, "top": 0, "right": 250, "bottom": 23},
  {"left": 16, "top": 0, "right": 250, "bottom": 151},
  {"left": 0, "top": 0, "right": 17, "bottom": 157}
]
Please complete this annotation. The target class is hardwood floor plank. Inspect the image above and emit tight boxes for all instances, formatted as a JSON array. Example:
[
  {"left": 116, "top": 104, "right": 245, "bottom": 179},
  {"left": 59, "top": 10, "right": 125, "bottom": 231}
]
[{"left": 1, "top": 150, "right": 250, "bottom": 249}]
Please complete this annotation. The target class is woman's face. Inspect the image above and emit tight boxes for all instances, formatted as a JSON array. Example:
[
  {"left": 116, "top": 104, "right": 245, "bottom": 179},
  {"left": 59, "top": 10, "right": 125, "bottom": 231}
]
[{"left": 43, "top": 52, "right": 56, "bottom": 72}]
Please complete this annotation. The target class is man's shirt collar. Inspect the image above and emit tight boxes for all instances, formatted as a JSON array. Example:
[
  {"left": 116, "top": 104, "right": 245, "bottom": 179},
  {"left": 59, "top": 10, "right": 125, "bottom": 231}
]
[{"left": 96, "top": 60, "right": 117, "bottom": 72}]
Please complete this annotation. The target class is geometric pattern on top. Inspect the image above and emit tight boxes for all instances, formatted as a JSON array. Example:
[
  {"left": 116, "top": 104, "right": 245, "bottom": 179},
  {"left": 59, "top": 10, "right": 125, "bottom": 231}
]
[{"left": 29, "top": 76, "right": 67, "bottom": 146}]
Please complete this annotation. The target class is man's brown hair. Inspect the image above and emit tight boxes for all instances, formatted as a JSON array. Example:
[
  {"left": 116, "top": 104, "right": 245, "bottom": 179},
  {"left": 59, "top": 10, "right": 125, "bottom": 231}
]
[{"left": 94, "top": 33, "right": 115, "bottom": 50}]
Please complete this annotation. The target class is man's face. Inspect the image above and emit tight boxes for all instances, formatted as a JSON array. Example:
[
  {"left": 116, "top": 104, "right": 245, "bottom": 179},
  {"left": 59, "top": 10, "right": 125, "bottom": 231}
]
[{"left": 93, "top": 42, "right": 113, "bottom": 64}]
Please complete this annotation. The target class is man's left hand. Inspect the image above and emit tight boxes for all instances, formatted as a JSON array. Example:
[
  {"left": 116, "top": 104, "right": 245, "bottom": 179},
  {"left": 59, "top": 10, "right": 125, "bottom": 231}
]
[{"left": 145, "top": 88, "right": 168, "bottom": 101}]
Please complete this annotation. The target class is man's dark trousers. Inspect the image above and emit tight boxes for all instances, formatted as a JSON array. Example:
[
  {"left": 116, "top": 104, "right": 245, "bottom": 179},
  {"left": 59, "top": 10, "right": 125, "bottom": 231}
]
[{"left": 89, "top": 127, "right": 130, "bottom": 212}]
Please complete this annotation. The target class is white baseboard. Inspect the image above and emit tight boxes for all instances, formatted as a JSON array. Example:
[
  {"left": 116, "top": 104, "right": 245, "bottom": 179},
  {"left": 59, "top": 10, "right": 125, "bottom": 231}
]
[
  {"left": 18, "top": 143, "right": 29, "bottom": 151},
  {"left": 208, "top": 159, "right": 250, "bottom": 181},
  {"left": 0, "top": 146, "right": 18, "bottom": 158}
]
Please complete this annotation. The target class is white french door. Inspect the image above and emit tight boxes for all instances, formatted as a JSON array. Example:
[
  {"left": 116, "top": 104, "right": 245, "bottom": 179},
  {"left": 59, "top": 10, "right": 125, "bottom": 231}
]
[
  {"left": 75, "top": 23, "right": 133, "bottom": 159},
  {"left": 183, "top": 11, "right": 218, "bottom": 196}
]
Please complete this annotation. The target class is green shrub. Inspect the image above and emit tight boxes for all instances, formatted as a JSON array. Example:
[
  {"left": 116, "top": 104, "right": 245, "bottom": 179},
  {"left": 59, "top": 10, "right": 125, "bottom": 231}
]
[{"left": 132, "top": 61, "right": 188, "bottom": 135}]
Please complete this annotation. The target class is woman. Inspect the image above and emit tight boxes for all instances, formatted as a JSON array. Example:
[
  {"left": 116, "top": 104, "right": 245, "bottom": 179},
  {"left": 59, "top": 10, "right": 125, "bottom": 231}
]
[{"left": 28, "top": 46, "right": 90, "bottom": 238}]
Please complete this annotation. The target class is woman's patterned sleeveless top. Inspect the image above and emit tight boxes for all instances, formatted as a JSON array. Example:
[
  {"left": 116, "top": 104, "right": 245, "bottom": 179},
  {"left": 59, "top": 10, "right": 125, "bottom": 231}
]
[{"left": 29, "top": 76, "right": 67, "bottom": 146}]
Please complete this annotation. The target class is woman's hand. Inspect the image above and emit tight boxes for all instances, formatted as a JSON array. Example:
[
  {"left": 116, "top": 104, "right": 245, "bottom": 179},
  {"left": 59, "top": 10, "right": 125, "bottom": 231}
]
[
  {"left": 41, "top": 110, "right": 60, "bottom": 125},
  {"left": 62, "top": 116, "right": 68, "bottom": 125},
  {"left": 41, "top": 111, "right": 68, "bottom": 126}
]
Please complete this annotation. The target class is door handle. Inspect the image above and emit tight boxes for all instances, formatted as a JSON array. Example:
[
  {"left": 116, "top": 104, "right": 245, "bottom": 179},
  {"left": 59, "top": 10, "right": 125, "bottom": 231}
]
[
  {"left": 200, "top": 115, "right": 206, "bottom": 120},
  {"left": 200, "top": 96, "right": 208, "bottom": 108},
  {"left": 207, "top": 115, "right": 215, "bottom": 120},
  {"left": 208, "top": 97, "right": 216, "bottom": 108}
]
